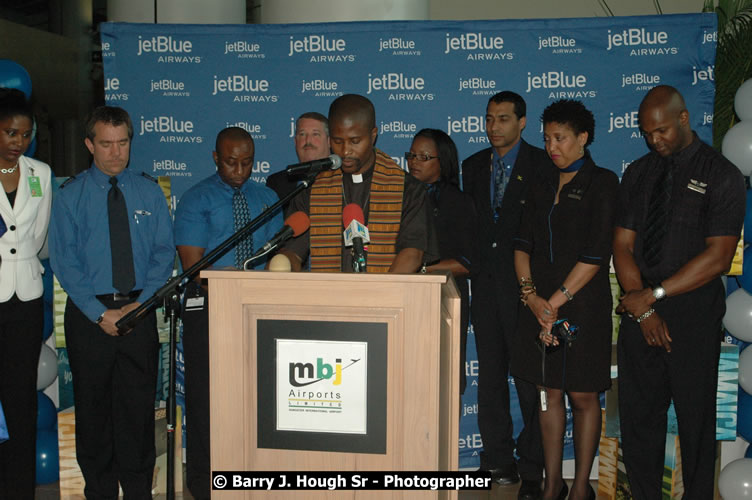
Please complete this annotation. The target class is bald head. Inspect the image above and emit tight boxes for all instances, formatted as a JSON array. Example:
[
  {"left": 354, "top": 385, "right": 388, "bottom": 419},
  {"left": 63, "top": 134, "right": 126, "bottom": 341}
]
[
  {"left": 328, "top": 94, "right": 376, "bottom": 130},
  {"left": 215, "top": 126, "right": 252, "bottom": 152},
  {"left": 638, "top": 85, "right": 693, "bottom": 157}
]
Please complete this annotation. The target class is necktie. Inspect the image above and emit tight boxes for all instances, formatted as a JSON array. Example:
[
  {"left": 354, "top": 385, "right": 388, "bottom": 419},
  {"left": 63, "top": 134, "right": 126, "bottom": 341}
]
[
  {"left": 108, "top": 176, "right": 136, "bottom": 294},
  {"left": 643, "top": 158, "right": 674, "bottom": 268},
  {"left": 232, "top": 188, "right": 253, "bottom": 269},
  {"left": 492, "top": 158, "right": 507, "bottom": 220}
]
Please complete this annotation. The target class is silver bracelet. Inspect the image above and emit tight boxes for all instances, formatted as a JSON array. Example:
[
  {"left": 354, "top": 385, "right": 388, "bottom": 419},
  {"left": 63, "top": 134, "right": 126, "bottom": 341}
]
[
  {"left": 560, "top": 285, "right": 574, "bottom": 301},
  {"left": 636, "top": 308, "right": 656, "bottom": 324}
]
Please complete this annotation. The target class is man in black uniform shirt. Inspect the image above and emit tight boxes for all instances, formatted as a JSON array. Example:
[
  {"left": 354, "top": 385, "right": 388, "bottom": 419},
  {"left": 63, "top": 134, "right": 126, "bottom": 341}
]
[
  {"left": 614, "top": 85, "right": 745, "bottom": 499},
  {"left": 461, "top": 91, "right": 546, "bottom": 499},
  {"left": 280, "top": 94, "right": 436, "bottom": 273}
]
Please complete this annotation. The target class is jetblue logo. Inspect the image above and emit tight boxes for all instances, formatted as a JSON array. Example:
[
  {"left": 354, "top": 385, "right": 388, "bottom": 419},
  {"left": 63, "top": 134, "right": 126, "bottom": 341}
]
[
  {"left": 150, "top": 79, "right": 189, "bottom": 97},
  {"left": 137, "top": 35, "right": 192, "bottom": 54},
  {"left": 621, "top": 73, "right": 661, "bottom": 91},
  {"left": 444, "top": 32, "right": 513, "bottom": 61},
  {"left": 288, "top": 35, "right": 355, "bottom": 62},
  {"left": 702, "top": 30, "right": 717, "bottom": 44},
  {"left": 152, "top": 159, "right": 191, "bottom": 178},
  {"left": 526, "top": 71, "right": 596, "bottom": 99},
  {"left": 212, "top": 75, "right": 278, "bottom": 103},
  {"left": 447, "top": 116, "right": 488, "bottom": 144},
  {"left": 367, "top": 73, "right": 433, "bottom": 101},
  {"left": 538, "top": 35, "right": 581, "bottom": 54},
  {"left": 224, "top": 40, "right": 265, "bottom": 59},
  {"left": 301, "top": 79, "right": 342, "bottom": 97},
  {"left": 379, "top": 37, "right": 420, "bottom": 55},
  {"left": 458, "top": 77, "right": 496, "bottom": 95},
  {"left": 380, "top": 120, "right": 416, "bottom": 139},
  {"left": 606, "top": 28, "right": 678, "bottom": 56},
  {"left": 139, "top": 116, "right": 203, "bottom": 144},
  {"left": 607, "top": 111, "right": 639, "bottom": 134}
]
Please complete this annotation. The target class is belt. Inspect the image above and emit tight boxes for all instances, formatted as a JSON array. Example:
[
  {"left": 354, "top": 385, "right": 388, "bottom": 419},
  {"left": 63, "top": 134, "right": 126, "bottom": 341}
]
[{"left": 96, "top": 290, "right": 142, "bottom": 302}]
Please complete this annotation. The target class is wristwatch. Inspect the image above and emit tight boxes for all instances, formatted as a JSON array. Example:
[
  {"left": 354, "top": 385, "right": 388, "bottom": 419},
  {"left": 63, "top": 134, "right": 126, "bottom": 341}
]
[{"left": 652, "top": 285, "right": 667, "bottom": 301}]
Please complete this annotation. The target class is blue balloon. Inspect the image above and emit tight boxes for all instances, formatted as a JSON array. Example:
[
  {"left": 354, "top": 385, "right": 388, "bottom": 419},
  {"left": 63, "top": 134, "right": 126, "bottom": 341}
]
[
  {"left": 739, "top": 389, "right": 752, "bottom": 442},
  {"left": 0, "top": 59, "right": 32, "bottom": 98},
  {"left": 36, "top": 392, "right": 57, "bottom": 430},
  {"left": 35, "top": 428, "right": 59, "bottom": 484}
]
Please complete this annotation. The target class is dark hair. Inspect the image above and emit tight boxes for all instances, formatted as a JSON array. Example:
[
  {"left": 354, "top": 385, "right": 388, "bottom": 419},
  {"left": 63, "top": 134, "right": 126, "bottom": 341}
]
[
  {"left": 541, "top": 99, "right": 595, "bottom": 147},
  {"left": 215, "top": 126, "right": 253, "bottom": 152},
  {"left": 414, "top": 128, "right": 460, "bottom": 187},
  {"left": 0, "top": 87, "right": 33, "bottom": 123},
  {"left": 297, "top": 111, "right": 329, "bottom": 135},
  {"left": 85, "top": 106, "right": 133, "bottom": 140},
  {"left": 488, "top": 91, "right": 526, "bottom": 119},
  {"left": 329, "top": 94, "right": 375, "bottom": 130}
]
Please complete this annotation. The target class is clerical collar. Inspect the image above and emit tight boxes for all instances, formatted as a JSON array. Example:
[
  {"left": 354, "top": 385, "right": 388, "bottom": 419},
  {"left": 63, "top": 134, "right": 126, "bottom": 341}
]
[{"left": 352, "top": 174, "right": 363, "bottom": 183}]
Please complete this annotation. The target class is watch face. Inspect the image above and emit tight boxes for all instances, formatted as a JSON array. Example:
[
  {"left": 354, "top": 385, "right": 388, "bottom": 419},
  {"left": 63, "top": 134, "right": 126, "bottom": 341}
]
[{"left": 653, "top": 287, "right": 666, "bottom": 300}]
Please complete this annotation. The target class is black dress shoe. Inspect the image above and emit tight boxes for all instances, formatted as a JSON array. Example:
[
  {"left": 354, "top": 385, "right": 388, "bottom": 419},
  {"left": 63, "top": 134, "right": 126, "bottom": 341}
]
[
  {"left": 488, "top": 462, "right": 520, "bottom": 485},
  {"left": 518, "top": 479, "right": 542, "bottom": 500}
]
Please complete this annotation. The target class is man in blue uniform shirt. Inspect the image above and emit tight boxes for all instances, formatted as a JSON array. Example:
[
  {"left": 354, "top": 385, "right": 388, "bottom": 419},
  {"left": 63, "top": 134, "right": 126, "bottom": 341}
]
[
  {"left": 49, "top": 106, "right": 175, "bottom": 498},
  {"left": 173, "top": 126, "right": 281, "bottom": 499}
]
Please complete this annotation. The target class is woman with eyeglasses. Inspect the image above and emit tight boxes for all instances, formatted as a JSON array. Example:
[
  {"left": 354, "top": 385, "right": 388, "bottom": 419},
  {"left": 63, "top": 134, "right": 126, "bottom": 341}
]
[
  {"left": 0, "top": 87, "right": 53, "bottom": 498},
  {"left": 406, "top": 128, "right": 476, "bottom": 393},
  {"left": 512, "top": 100, "right": 617, "bottom": 500}
]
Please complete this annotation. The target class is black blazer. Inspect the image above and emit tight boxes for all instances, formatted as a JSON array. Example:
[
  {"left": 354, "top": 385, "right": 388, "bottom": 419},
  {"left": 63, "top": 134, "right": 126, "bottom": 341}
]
[{"left": 461, "top": 140, "right": 554, "bottom": 309}]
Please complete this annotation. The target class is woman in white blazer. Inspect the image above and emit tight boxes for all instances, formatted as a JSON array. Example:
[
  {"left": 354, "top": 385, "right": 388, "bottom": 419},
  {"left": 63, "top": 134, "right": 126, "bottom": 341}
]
[{"left": 0, "top": 88, "right": 52, "bottom": 498}]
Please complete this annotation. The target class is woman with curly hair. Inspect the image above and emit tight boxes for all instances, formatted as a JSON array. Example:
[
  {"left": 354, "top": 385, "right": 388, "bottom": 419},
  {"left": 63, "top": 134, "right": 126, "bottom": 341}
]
[{"left": 512, "top": 100, "right": 618, "bottom": 500}]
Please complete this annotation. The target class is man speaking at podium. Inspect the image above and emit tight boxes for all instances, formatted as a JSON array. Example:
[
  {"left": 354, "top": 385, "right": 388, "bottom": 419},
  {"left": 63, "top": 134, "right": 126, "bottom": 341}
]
[{"left": 279, "top": 94, "right": 437, "bottom": 273}]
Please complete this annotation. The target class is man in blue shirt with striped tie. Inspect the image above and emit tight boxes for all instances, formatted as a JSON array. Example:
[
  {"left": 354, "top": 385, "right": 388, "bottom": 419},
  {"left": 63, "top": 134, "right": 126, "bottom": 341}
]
[{"left": 174, "top": 126, "right": 281, "bottom": 499}]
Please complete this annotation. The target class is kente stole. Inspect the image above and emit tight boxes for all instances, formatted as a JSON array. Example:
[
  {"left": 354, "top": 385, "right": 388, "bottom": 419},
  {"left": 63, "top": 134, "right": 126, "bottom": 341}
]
[{"left": 309, "top": 149, "right": 404, "bottom": 272}]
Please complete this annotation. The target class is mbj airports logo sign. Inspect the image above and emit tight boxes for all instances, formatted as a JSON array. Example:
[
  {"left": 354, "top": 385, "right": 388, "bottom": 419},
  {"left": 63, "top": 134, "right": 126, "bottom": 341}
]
[{"left": 276, "top": 339, "right": 368, "bottom": 434}]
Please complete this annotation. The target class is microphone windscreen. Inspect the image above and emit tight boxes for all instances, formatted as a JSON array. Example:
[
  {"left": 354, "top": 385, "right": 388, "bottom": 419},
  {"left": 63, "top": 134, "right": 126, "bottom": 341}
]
[
  {"left": 329, "top": 154, "right": 342, "bottom": 169},
  {"left": 285, "top": 211, "right": 310, "bottom": 237},
  {"left": 342, "top": 203, "right": 365, "bottom": 228},
  {"left": 268, "top": 254, "right": 292, "bottom": 272}
]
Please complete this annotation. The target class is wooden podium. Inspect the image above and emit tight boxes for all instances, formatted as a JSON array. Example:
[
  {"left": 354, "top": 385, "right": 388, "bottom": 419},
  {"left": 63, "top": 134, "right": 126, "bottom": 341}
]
[{"left": 202, "top": 270, "right": 461, "bottom": 499}]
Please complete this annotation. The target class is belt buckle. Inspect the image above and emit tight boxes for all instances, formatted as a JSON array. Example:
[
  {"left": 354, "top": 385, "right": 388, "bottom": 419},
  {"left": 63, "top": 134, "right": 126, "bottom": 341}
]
[{"left": 113, "top": 292, "right": 130, "bottom": 301}]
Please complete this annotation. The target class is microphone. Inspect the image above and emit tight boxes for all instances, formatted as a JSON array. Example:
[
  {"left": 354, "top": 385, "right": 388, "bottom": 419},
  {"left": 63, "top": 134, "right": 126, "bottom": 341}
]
[
  {"left": 243, "top": 211, "right": 310, "bottom": 270},
  {"left": 285, "top": 154, "right": 342, "bottom": 176},
  {"left": 342, "top": 203, "right": 369, "bottom": 273}
]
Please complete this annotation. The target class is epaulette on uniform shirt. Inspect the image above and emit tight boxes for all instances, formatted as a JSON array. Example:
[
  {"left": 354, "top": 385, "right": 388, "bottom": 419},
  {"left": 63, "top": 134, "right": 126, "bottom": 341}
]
[
  {"left": 140, "top": 172, "right": 158, "bottom": 183},
  {"left": 58, "top": 175, "right": 78, "bottom": 189}
]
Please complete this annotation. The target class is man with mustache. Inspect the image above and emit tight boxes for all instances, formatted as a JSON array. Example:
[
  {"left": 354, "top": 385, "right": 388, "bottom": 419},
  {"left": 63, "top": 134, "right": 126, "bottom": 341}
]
[
  {"left": 267, "top": 111, "right": 330, "bottom": 213},
  {"left": 280, "top": 94, "right": 437, "bottom": 273}
]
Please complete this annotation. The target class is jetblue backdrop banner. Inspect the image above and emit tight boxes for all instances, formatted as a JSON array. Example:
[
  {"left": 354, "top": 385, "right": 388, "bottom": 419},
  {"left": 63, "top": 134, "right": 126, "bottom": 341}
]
[{"left": 101, "top": 14, "right": 717, "bottom": 469}]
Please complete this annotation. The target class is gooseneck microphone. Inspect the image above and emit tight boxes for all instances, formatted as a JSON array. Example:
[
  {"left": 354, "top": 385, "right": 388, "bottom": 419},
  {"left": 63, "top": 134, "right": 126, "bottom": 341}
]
[
  {"left": 285, "top": 154, "right": 342, "bottom": 176},
  {"left": 342, "top": 203, "right": 370, "bottom": 273},
  {"left": 243, "top": 211, "right": 310, "bottom": 270}
]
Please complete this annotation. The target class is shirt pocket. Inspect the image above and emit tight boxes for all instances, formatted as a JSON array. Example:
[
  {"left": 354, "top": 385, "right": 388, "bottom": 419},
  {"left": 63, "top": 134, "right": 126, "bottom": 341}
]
[{"left": 672, "top": 185, "right": 706, "bottom": 231}]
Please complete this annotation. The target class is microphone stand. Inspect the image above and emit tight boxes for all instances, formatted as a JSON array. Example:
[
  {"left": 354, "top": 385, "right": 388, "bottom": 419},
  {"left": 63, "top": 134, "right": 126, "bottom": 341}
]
[{"left": 115, "top": 172, "right": 317, "bottom": 500}]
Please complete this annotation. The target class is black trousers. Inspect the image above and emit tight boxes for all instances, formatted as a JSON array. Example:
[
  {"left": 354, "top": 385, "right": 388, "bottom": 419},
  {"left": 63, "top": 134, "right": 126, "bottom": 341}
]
[
  {"left": 0, "top": 295, "right": 43, "bottom": 499},
  {"left": 472, "top": 283, "right": 543, "bottom": 480},
  {"left": 65, "top": 297, "right": 158, "bottom": 500},
  {"left": 617, "top": 283, "right": 723, "bottom": 500},
  {"left": 182, "top": 282, "right": 210, "bottom": 500}
]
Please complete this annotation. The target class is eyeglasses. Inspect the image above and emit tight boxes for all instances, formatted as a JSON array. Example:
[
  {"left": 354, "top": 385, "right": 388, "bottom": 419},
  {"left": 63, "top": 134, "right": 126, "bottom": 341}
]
[{"left": 405, "top": 152, "right": 439, "bottom": 162}]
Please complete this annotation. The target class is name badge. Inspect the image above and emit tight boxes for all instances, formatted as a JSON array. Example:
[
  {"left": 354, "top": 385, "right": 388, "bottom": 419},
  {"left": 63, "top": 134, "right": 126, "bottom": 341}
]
[
  {"left": 185, "top": 296, "right": 205, "bottom": 310},
  {"left": 28, "top": 176, "right": 43, "bottom": 197},
  {"left": 688, "top": 178, "right": 707, "bottom": 194}
]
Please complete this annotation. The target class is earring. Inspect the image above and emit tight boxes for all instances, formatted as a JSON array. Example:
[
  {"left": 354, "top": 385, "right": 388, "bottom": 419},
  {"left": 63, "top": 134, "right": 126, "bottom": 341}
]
[{"left": 580, "top": 146, "right": 585, "bottom": 155}]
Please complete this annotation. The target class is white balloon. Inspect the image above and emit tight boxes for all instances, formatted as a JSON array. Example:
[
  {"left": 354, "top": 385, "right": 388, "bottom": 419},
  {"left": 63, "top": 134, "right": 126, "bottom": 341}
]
[
  {"left": 36, "top": 344, "right": 58, "bottom": 390},
  {"left": 735, "top": 78, "right": 752, "bottom": 121},
  {"left": 740, "top": 345, "right": 752, "bottom": 395},
  {"left": 723, "top": 289, "right": 752, "bottom": 342},
  {"left": 718, "top": 458, "right": 752, "bottom": 500},
  {"left": 722, "top": 121, "right": 752, "bottom": 176}
]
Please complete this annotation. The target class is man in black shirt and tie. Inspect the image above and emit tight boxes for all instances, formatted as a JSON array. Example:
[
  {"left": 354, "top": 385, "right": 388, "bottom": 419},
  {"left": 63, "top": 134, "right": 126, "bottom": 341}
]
[{"left": 614, "top": 85, "right": 745, "bottom": 499}]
